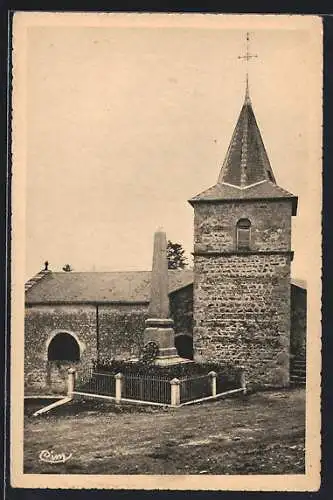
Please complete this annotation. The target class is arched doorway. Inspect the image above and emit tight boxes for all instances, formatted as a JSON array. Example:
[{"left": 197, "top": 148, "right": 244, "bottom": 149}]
[
  {"left": 47, "top": 332, "right": 81, "bottom": 393},
  {"left": 175, "top": 334, "right": 193, "bottom": 360},
  {"left": 48, "top": 332, "right": 80, "bottom": 361}
]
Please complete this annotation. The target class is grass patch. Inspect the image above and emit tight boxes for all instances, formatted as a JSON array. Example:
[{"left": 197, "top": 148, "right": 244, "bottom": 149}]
[{"left": 24, "top": 388, "right": 305, "bottom": 475}]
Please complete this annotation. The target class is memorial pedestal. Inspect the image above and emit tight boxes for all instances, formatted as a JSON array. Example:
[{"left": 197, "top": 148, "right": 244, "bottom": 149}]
[{"left": 143, "top": 318, "right": 190, "bottom": 366}]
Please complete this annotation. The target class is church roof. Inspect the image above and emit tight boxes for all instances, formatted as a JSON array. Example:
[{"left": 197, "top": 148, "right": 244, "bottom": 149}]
[
  {"left": 25, "top": 269, "right": 305, "bottom": 304},
  {"left": 25, "top": 270, "right": 194, "bottom": 304},
  {"left": 291, "top": 278, "right": 307, "bottom": 290},
  {"left": 189, "top": 84, "right": 297, "bottom": 215},
  {"left": 189, "top": 180, "right": 296, "bottom": 203},
  {"left": 25, "top": 269, "right": 51, "bottom": 292}
]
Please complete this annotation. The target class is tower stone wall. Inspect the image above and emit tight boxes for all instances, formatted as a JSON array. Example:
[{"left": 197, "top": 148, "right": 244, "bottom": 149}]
[
  {"left": 194, "top": 201, "right": 292, "bottom": 253},
  {"left": 193, "top": 199, "right": 294, "bottom": 387}
]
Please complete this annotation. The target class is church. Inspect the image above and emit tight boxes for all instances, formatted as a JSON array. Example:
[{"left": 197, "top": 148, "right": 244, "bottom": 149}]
[{"left": 24, "top": 78, "right": 307, "bottom": 395}]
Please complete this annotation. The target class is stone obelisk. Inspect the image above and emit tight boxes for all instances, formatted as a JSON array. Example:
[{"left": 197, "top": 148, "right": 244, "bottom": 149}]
[{"left": 143, "top": 229, "right": 181, "bottom": 365}]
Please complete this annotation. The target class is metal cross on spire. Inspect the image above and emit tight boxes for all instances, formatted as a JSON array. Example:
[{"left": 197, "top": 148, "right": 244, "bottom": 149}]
[
  {"left": 238, "top": 32, "right": 258, "bottom": 104},
  {"left": 238, "top": 32, "right": 258, "bottom": 63}
]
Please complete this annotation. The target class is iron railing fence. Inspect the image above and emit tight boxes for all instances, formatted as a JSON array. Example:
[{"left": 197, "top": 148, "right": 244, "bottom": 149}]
[
  {"left": 76, "top": 368, "right": 116, "bottom": 397},
  {"left": 216, "top": 371, "right": 240, "bottom": 394},
  {"left": 179, "top": 374, "right": 211, "bottom": 403},
  {"left": 122, "top": 373, "right": 171, "bottom": 404},
  {"left": 74, "top": 367, "right": 243, "bottom": 405},
  {"left": 75, "top": 366, "right": 93, "bottom": 386}
]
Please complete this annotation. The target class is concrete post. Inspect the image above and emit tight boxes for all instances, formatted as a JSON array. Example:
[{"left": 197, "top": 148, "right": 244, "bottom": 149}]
[
  {"left": 208, "top": 371, "right": 217, "bottom": 397},
  {"left": 67, "top": 368, "right": 76, "bottom": 397},
  {"left": 115, "top": 373, "right": 123, "bottom": 403},
  {"left": 240, "top": 366, "right": 247, "bottom": 394},
  {"left": 170, "top": 378, "right": 181, "bottom": 406}
]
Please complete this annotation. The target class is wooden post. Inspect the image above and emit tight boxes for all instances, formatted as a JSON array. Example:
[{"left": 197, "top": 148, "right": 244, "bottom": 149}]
[
  {"left": 170, "top": 378, "right": 180, "bottom": 406},
  {"left": 115, "top": 373, "right": 123, "bottom": 403},
  {"left": 240, "top": 366, "right": 247, "bottom": 394},
  {"left": 67, "top": 368, "right": 76, "bottom": 397},
  {"left": 208, "top": 371, "right": 217, "bottom": 397}
]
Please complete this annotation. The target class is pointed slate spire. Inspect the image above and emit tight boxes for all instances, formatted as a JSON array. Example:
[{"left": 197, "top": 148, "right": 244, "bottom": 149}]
[
  {"left": 217, "top": 80, "right": 276, "bottom": 188},
  {"left": 189, "top": 80, "right": 298, "bottom": 215}
]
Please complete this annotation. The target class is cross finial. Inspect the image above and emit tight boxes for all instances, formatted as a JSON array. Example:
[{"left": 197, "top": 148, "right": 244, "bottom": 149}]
[
  {"left": 238, "top": 32, "right": 258, "bottom": 104},
  {"left": 238, "top": 32, "right": 258, "bottom": 63}
]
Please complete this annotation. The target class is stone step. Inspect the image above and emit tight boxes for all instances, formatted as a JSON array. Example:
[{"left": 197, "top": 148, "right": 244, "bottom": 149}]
[
  {"left": 291, "top": 363, "right": 306, "bottom": 370},
  {"left": 291, "top": 369, "right": 306, "bottom": 377},
  {"left": 290, "top": 366, "right": 306, "bottom": 374},
  {"left": 291, "top": 359, "right": 306, "bottom": 364},
  {"left": 290, "top": 375, "right": 306, "bottom": 385},
  {"left": 290, "top": 369, "right": 306, "bottom": 375},
  {"left": 291, "top": 361, "right": 306, "bottom": 369}
]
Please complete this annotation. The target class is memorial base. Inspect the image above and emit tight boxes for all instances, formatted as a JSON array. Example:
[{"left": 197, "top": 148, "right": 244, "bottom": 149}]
[{"left": 143, "top": 318, "right": 191, "bottom": 366}]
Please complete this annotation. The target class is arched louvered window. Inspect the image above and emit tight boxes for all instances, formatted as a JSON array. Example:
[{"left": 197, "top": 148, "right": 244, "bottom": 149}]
[{"left": 236, "top": 218, "right": 251, "bottom": 251}]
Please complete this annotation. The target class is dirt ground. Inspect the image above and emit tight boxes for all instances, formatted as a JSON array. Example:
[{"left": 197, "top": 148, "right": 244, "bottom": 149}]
[{"left": 24, "top": 388, "right": 305, "bottom": 475}]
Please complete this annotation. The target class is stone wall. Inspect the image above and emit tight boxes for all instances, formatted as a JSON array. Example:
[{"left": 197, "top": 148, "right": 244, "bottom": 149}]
[
  {"left": 97, "top": 304, "right": 148, "bottom": 361},
  {"left": 24, "top": 304, "right": 97, "bottom": 394},
  {"left": 24, "top": 303, "right": 148, "bottom": 393},
  {"left": 24, "top": 288, "right": 191, "bottom": 393},
  {"left": 290, "top": 285, "right": 307, "bottom": 357},
  {"left": 192, "top": 199, "right": 293, "bottom": 387}
]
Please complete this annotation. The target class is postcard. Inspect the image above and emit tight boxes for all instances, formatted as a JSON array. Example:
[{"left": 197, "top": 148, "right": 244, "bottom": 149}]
[{"left": 10, "top": 11, "right": 322, "bottom": 491}]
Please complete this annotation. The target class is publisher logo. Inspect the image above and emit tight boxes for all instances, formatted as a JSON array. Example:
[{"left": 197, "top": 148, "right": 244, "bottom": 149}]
[{"left": 39, "top": 449, "right": 72, "bottom": 464}]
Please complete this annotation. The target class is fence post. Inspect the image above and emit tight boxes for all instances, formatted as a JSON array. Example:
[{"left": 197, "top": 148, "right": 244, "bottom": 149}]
[
  {"left": 240, "top": 366, "right": 247, "bottom": 394},
  {"left": 115, "top": 372, "right": 123, "bottom": 403},
  {"left": 67, "top": 368, "right": 76, "bottom": 397},
  {"left": 170, "top": 378, "right": 180, "bottom": 407},
  {"left": 208, "top": 371, "right": 217, "bottom": 397}
]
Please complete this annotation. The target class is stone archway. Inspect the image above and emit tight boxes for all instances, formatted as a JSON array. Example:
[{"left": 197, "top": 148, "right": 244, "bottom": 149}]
[
  {"left": 48, "top": 332, "right": 80, "bottom": 361},
  {"left": 46, "top": 331, "right": 81, "bottom": 394},
  {"left": 175, "top": 334, "right": 193, "bottom": 360}
]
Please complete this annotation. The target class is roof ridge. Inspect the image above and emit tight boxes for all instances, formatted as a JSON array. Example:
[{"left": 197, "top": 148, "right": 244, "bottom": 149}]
[
  {"left": 43, "top": 269, "right": 194, "bottom": 278},
  {"left": 50, "top": 270, "right": 152, "bottom": 275},
  {"left": 25, "top": 270, "right": 52, "bottom": 292},
  {"left": 240, "top": 101, "right": 249, "bottom": 187}
]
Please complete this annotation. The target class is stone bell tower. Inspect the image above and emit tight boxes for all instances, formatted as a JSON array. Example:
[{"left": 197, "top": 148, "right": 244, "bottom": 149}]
[{"left": 188, "top": 80, "right": 298, "bottom": 387}]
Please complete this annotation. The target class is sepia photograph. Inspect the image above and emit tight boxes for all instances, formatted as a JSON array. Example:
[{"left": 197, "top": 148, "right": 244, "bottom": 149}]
[{"left": 11, "top": 12, "right": 322, "bottom": 491}]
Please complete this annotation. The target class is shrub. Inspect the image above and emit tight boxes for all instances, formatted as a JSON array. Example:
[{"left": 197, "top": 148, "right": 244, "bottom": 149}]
[{"left": 93, "top": 357, "right": 241, "bottom": 383}]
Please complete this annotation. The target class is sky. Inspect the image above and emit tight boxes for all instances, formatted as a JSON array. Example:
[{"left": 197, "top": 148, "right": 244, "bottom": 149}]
[{"left": 15, "top": 14, "right": 322, "bottom": 281}]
